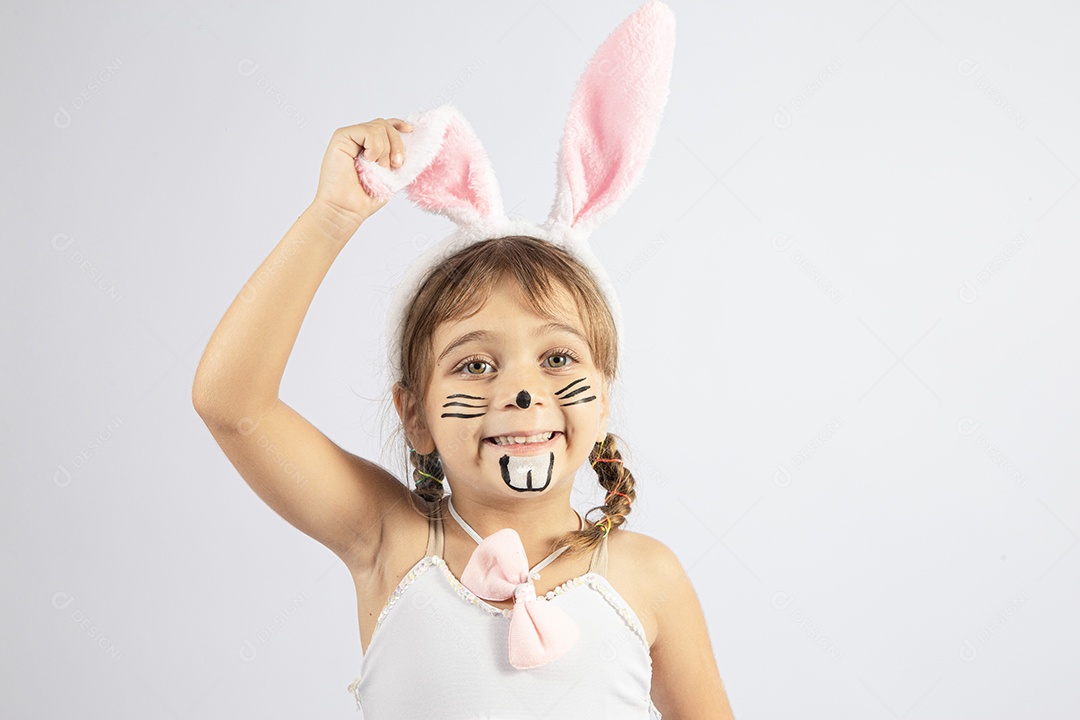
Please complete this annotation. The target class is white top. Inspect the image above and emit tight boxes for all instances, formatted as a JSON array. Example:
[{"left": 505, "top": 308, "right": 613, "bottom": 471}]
[{"left": 347, "top": 495, "right": 661, "bottom": 719}]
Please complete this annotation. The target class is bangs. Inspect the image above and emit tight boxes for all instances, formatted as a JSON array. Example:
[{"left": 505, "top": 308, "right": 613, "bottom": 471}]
[{"left": 398, "top": 236, "right": 617, "bottom": 398}]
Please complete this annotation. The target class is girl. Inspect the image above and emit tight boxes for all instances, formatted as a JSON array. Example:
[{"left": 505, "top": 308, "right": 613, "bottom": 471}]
[{"left": 193, "top": 2, "right": 733, "bottom": 718}]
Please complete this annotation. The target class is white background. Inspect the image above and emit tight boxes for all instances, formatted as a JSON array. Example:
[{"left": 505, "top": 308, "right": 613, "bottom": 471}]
[{"left": 3, "top": 0, "right": 1078, "bottom": 718}]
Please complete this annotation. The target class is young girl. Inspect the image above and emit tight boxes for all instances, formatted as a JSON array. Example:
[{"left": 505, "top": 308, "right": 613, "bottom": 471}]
[{"left": 193, "top": 2, "right": 733, "bottom": 718}]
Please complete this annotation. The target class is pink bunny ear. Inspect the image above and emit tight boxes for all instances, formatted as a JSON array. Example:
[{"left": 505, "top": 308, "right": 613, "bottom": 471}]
[
  {"left": 354, "top": 104, "right": 504, "bottom": 227},
  {"left": 546, "top": 0, "right": 676, "bottom": 237}
]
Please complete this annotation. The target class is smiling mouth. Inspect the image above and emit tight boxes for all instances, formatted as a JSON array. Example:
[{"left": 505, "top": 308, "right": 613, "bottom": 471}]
[{"left": 483, "top": 431, "right": 560, "bottom": 452}]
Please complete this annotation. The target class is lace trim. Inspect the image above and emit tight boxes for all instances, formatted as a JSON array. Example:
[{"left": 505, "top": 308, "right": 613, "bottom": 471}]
[
  {"left": 370, "top": 555, "right": 652, "bottom": 647},
  {"left": 348, "top": 555, "right": 654, "bottom": 705},
  {"left": 541, "top": 573, "right": 651, "bottom": 651},
  {"left": 374, "top": 556, "right": 444, "bottom": 631},
  {"left": 346, "top": 675, "right": 361, "bottom": 710},
  {"left": 430, "top": 557, "right": 515, "bottom": 618},
  {"left": 345, "top": 558, "right": 440, "bottom": 710}
]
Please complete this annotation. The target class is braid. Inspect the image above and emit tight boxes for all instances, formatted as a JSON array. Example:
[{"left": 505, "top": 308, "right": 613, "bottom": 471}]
[
  {"left": 552, "top": 431, "right": 637, "bottom": 559},
  {"left": 587, "top": 432, "right": 635, "bottom": 537},
  {"left": 409, "top": 446, "right": 447, "bottom": 506},
  {"left": 404, "top": 432, "right": 637, "bottom": 557}
]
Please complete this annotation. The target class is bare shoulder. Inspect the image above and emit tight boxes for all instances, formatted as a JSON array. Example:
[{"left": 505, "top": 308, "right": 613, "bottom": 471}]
[
  {"left": 616, "top": 530, "right": 704, "bottom": 627},
  {"left": 606, "top": 528, "right": 681, "bottom": 649},
  {"left": 610, "top": 528, "right": 683, "bottom": 584},
  {"left": 617, "top": 529, "right": 678, "bottom": 565},
  {"left": 619, "top": 532, "right": 735, "bottom": 719}
]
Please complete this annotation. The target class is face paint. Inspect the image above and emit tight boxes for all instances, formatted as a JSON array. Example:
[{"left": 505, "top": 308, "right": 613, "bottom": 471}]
[
  {"left": 500, "top": 451, "right": 555, "bottom": 491},
  {"left": 438, "top": 382, "right": 579, "bottom": 493},
  {"left": 496, "top": 388, "right": 554, "bottom": 491},
  {"left": 555, "top": 376, "right": 597, "bottom": 406},
  {"left": 441, "top": 393, "right": 488, "bottom": 419}
]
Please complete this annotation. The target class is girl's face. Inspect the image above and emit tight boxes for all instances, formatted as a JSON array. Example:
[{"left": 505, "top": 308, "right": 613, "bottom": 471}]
[{"left": 417, "top": 276, "right": 609, "bottom": 498}]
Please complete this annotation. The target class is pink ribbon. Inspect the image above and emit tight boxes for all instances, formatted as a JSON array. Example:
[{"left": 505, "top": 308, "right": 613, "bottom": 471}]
[{"left": 460, "top": 527, "right": 580, "bottom": 669}]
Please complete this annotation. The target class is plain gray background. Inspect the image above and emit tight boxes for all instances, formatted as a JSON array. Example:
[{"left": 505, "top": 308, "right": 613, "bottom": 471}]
[{"left": 4, "top": 0, "right": 1079, "bottom": 717}]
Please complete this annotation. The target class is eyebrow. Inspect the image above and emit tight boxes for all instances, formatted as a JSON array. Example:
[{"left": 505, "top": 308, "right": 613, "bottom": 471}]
[{"left": 436, "top": 322, "right": 588, "bottom": 365}]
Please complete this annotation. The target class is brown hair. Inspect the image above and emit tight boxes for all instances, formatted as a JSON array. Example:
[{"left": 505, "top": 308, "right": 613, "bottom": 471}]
[{"left": 392, "top": 235, "right": 638, "bottom": 560}]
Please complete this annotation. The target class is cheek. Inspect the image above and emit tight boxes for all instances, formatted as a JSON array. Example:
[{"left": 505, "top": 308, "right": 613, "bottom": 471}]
[
  {"left": 553, "top": 375, "right": 598, "bottom": 406},
  {"left": 438, "top": 400, "right": 487, "bottom": 420},
  {"left": 555, "top": 376, "right": 602, "bottom": 433},
  {"left": 429, "top": 386, "right": 491, "bottom": 451}
]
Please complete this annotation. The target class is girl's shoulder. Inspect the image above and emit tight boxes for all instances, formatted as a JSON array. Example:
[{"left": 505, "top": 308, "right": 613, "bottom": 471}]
[
  {"left": 611, "top": 527, "right": 677, "bottom": 575},
  {"left": 607, "top": 528, "right": 677, "bottom": 649}
]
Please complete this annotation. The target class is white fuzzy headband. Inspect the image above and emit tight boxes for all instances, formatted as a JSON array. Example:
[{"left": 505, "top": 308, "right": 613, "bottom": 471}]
[{"left": 354, "top": 0, "right": 676, "bottom": 386}]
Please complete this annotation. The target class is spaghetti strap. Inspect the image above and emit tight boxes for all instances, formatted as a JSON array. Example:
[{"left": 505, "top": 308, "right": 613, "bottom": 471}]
[
  {"left": 588, "top": 532, "right": 609, "bottom": 577},
  {"left": 425, "top": 496, "right": 445, "bottom": 558}
]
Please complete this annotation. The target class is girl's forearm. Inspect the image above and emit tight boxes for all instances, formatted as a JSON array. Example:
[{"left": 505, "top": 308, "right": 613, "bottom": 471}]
[{"left": 192, "top": 203, "right": 361, "bottom": 421}]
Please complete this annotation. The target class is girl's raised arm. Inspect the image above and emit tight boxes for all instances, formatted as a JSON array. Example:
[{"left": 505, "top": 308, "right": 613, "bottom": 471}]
[{"left": 191, "top": 119, "right": 421, "bottom": 572}]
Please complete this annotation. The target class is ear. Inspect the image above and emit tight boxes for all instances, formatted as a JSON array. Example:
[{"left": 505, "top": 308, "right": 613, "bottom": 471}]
[
  {"left": 392, "top": 382, "right": 436, "bottom": 455},
  {"left": 354, "top": 104, "right": 505, "bottom": 227},
  {"left": 547, "top": 0, "right": 676, "bottom": 238}
]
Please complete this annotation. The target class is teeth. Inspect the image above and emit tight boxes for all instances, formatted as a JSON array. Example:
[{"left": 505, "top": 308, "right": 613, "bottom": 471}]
[{"left": 491, "top": 432, "right": 555, "bottom": 445}]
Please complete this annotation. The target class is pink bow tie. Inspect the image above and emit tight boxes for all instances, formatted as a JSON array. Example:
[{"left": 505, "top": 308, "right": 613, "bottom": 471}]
[{"left": 460, "top": 527, "right": 580, "bottom": 669}]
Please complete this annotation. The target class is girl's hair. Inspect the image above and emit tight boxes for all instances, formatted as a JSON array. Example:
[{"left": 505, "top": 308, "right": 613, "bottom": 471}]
[{"left": 393, "top": 235, "right": 637, "bottom": 560}]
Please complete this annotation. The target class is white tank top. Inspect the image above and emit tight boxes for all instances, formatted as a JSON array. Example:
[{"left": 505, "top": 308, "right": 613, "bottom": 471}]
[{"left": 347, "top": 495, "right": 662, "bottom": 718}]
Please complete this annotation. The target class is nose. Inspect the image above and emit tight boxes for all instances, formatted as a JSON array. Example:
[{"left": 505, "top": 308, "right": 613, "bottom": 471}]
[
  {"left": 497, "top": 359, "right": 545, "bottom": 410},
  {"left": 500, "top": 386, "right": 541, "bottom": 410}
]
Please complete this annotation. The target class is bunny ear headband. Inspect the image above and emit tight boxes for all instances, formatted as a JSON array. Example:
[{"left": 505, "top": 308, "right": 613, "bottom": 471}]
[{"left": 355, "top": 0, "right": 676, "bottom": 386}]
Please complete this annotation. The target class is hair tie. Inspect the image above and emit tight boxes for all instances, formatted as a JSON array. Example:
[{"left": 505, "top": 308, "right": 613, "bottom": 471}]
[
  {"left": 591, "top": 437, "right": 612, "bottom": 467},
  {"left": 605, "top": 490, "right": 631, "bottom": 504},
  {"left": 415, "top": 468, "right": 444, "bottom": 484}
]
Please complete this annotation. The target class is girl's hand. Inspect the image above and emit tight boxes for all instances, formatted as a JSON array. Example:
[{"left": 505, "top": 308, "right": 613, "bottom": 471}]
[{"left": 311, "top": 118, "right": 413, "bottom": 227}]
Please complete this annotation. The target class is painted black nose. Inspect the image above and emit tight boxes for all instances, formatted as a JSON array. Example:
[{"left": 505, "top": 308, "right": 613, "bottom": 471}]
[{"left": 515, "top": 390, "right": 531, "bottom": 408}]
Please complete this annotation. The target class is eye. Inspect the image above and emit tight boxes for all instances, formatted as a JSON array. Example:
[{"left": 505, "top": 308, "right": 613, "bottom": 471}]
[
  {"left": 454, "top": 355, "right": 493, "bottom": 375},
  {"left": 545, "top": 348, "right": 582, "bottom": 369}
]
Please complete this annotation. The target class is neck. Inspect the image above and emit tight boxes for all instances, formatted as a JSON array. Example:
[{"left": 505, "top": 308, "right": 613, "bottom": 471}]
[{"left": 446, "top": 491, "right": 582, "bottom": 564}]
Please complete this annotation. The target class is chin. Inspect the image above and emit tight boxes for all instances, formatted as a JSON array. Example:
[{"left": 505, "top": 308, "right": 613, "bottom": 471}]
[{"left": 496, "top": 451, "right": 555, "bottom": 492}]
